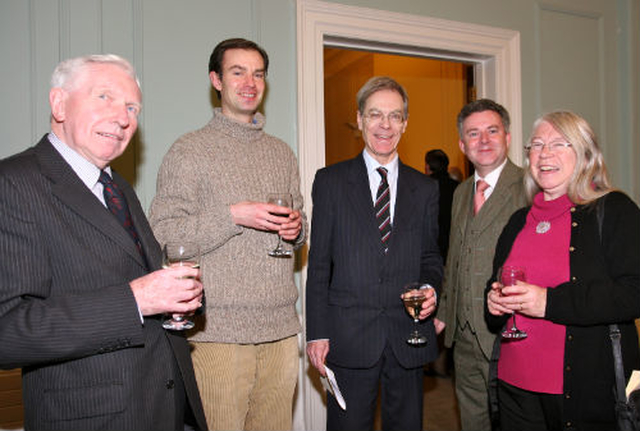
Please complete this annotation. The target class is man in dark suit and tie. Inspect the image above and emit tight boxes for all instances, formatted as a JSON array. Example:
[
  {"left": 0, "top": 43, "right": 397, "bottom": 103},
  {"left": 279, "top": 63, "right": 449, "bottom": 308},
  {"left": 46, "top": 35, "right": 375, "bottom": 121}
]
[
  {"left": 0, "top": 54, "right": 207, "bottom": 431},
  {"left": 305, "top": 76, "right": 443, "bottom": 431}
]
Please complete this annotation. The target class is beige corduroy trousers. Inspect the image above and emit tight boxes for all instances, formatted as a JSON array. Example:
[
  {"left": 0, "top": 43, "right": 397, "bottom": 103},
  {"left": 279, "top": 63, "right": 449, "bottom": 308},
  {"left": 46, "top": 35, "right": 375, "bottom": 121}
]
[{"left": 191, "top": 335, "right": 299, "bottom": 431}]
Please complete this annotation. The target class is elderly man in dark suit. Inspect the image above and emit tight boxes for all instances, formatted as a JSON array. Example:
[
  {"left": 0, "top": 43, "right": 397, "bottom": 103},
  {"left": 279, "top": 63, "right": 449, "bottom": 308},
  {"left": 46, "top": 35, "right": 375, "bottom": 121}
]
[
  {"left": 0, "top": 54, "right": 207, "bottom": 431},
  {"left": 306, "top": 76, "right": 443, "bottom": 431}
]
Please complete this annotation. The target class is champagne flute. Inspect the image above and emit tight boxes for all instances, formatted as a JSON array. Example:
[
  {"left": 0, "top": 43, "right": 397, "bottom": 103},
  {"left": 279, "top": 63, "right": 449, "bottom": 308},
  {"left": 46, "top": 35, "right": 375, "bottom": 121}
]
[
  {"left": 403, "top": 282, "right": 428, "bottom": 345},
  {"left": 161, "top": 242, "right": 200, "bottom": 331},
  {"left": 499, "top": 265, "right": 527, "bottom": 339},
  {"left": 267, "top": 193, "right": 293, "bottom": 258}
]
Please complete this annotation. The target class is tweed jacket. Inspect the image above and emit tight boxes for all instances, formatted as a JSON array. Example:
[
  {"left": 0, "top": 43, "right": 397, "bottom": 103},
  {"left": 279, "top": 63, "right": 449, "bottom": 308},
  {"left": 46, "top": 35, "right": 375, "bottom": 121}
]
[{"left": 438, "top": 159, "right": 526, "bottom": 357}]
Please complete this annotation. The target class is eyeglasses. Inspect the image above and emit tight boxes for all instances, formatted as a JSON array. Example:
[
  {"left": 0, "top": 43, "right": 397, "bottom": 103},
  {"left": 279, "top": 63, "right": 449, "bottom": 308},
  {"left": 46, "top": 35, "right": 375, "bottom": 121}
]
[
  {"left": 364, "top": 110, "right": 405, "bottom": 125},
  {"left": 524, "top": 139, "right": 573, "bottom": 153}
]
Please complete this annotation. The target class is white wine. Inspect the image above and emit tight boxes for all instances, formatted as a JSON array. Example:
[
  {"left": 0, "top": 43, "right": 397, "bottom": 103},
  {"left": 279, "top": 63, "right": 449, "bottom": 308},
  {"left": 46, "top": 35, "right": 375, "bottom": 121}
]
[{"left": 403, "top": 295, "right": 426, "bottom": 320}]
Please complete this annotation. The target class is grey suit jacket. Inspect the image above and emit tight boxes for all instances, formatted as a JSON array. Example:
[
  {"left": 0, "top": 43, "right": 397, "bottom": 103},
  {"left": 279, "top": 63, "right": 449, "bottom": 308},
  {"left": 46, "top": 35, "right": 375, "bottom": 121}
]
[
  {"left": 438, "top": 159, "right": 526, "bottom": 358},
  {"left": 0, "top": 137, "right": 207, "bottom": 431},
  {"left": 306, "top": 154, "right": 443, "bottom": 369}
]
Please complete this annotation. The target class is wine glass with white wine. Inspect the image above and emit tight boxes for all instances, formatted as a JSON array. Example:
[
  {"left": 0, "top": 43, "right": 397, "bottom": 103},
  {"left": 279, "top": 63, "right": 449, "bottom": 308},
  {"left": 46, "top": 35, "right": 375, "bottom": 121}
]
[
  {"left": 267, "top": 193, "right": 293, "bottom": 258},
  {"left": 402, "top": 282, "right": 428, "bottom": 345},
  {"left": 161, "top": 242, "right": 200, "bottom": 331}
]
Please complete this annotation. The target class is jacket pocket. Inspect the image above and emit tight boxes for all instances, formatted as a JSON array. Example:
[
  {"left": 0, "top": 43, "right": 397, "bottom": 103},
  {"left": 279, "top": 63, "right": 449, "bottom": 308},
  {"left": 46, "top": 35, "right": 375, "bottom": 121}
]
[{"left": 44, "top": 381, "right": 126, "bottom": 420}]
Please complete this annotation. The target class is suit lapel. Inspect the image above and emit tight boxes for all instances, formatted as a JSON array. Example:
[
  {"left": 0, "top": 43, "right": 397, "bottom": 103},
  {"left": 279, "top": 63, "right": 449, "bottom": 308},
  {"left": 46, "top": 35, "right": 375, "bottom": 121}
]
[
  {"left": 391, "top": 162, "right": 417, "bottom": 234},
  {"left": 473, "top": 160, "right": 521, "bottom": 233},
  {"left": 35, "top": 138, "right": 147, "bottom": 268},
  {"left": 452, "top": 177, "right": 474, "bottom": 238}
]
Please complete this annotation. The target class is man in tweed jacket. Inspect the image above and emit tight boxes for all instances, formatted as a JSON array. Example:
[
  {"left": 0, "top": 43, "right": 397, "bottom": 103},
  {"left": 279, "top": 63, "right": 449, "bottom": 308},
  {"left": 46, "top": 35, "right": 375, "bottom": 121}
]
[{"left": 435, "top": 99, "right": 526, "bottom": 431}]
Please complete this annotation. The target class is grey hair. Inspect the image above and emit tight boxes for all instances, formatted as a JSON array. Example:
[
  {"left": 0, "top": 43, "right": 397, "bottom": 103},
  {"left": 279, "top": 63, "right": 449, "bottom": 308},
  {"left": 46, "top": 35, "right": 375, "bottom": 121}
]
[
  {"left": 356, "top": 76, "right": 409, "bottom": 118},
  {"left": 50, "top": 54, "right": 140, "bottom": 90}
]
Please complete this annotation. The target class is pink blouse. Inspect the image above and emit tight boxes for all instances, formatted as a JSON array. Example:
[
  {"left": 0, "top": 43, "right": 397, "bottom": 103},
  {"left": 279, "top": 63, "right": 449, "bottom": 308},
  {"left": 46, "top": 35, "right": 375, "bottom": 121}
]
[{"left": 497, "top": 192, "right": 574, "bottom": 394}]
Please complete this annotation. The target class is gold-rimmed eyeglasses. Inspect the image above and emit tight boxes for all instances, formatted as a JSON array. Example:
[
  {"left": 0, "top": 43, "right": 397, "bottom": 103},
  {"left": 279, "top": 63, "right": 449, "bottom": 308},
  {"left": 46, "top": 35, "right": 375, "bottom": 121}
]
[
  {"left": 364, "top": 110, "right": 405, "bottom": 126},
  {"left": 524, "top": 139, "right": 573, "bottom": 153}
]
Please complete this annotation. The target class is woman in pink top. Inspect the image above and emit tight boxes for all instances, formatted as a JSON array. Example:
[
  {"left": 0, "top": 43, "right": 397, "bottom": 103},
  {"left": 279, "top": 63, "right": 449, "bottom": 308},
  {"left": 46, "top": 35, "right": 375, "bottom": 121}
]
[{"left": 485, "top": 111, "right": 640, "bottom": 430}]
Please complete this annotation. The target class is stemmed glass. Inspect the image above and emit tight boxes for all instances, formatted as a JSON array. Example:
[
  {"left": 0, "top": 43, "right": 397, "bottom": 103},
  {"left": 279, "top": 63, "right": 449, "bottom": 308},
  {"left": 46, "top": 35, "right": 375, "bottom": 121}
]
[
  {"left": 267, "top": 193, "right": 293, "bottom": 258},
  {"left": 161, "top": 242, "right": 200, "bottom": 331},
  {"left": 499, "top": 265, "right": 528, "bottom": 339},
  {"left": 402, "top": 282, "right": 428, "bottom": 345}
]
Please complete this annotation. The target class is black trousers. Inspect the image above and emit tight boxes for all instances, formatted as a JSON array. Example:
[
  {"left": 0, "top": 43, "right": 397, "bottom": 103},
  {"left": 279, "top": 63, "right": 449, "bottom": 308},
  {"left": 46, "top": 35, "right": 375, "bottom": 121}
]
[
  {"left": 498, "top": 379, "right": 563, "bottom": 431},
  {"left": 326, "top": 342, "right": 424, "bottom": 431}
]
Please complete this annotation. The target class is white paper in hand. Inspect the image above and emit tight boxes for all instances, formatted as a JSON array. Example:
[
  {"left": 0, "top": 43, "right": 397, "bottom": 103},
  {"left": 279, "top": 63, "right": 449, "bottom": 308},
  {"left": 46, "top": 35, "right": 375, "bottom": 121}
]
[
  {"left": 321, "top": 365, "right": 346, "bottom": 410},
  {"left": 626, "top": 370, "right": 640, "bottom": 399}
]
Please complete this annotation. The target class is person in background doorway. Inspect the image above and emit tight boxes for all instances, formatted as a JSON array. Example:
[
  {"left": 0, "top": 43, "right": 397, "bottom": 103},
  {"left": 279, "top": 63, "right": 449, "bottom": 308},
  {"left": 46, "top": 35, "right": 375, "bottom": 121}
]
[{"left": 425, "top": 148, "right": 459, "bottom": 263}]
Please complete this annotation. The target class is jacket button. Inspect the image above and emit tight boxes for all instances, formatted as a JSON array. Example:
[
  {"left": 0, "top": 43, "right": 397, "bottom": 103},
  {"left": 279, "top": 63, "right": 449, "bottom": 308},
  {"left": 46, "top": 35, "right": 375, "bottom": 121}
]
[
  {"left": 571, "top": 276, "right": 577, "bottom": 282},
  {"left": 572, "top": 222, "right": 578, "bottom": 227},
  {"left": 566, "top": 365, "right": 571, "bottom": 372},
  {"left": 569, "top": 246, "right": 575, "bottom": 252},
  {"left": 567, "top": 334, "right": 573, "bottom": 341},
  {"left": 565, "top": 393, "right": 571, "bottom": 399},
  {"left": 166, "top": 379, "right": 175, "bottom": 389}
]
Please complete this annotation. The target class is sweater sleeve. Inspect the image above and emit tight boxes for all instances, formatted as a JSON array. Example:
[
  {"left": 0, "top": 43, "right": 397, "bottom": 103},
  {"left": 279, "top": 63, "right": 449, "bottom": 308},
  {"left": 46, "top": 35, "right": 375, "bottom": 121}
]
[
  {"left": 149, "top": 139, "right": 242, "bottom": 254},
  {"left": 545, "top": 192, "right": 640, "bottom": 325}
]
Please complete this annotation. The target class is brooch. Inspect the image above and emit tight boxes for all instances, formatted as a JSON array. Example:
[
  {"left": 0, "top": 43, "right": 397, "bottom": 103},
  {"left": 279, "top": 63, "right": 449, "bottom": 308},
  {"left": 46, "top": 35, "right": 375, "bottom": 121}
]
[{"left": 536, "top": 221, "right": 551, "bottom": 234}]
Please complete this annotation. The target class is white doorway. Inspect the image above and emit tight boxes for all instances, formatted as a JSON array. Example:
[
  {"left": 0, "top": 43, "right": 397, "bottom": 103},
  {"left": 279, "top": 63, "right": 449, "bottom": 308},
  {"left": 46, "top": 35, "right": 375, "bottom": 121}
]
[{"left": 294, "top": 1, "right": 522, "bottom": 429}]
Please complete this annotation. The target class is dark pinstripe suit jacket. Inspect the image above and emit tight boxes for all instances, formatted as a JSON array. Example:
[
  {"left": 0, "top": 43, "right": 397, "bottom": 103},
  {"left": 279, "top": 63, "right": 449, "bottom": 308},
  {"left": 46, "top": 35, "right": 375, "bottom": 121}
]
[
  {"left": 306, "top": 154, "right": 443, "bottom": 369},
  {"left": 0, "top": 136, "right": 207, "bottom": 431}
]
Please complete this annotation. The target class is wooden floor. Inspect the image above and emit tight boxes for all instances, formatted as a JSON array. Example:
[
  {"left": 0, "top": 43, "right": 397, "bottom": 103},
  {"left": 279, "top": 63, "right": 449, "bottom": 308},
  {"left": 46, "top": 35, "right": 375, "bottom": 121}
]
[
  {"left": 423, "top": 373, "right": 461, "bottom": 431},
  {"left": 372, "top": 371, "right": 461, "bottom": 431},
  {"left": 0, "top": 370, "right": 462, "bottom": 431}
]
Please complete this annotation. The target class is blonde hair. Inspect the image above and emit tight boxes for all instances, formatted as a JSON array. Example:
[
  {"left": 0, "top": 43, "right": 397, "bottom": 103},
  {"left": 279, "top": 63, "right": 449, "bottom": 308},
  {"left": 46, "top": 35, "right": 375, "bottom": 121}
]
[{"left": 524, "top": 110, "right": 613, "bottom": 205}]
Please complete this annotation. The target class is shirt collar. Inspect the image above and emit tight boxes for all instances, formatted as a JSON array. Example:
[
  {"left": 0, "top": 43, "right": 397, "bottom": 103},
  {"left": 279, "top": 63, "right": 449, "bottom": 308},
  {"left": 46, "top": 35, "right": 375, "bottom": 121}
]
[
  {"left": 48, "top": 132, "right": 111, "bottom": 189},
  {"left": 474, "top": 158, "right": 507, "bottom": 190},
  {"left": 362, "top": 149, "right": 399, "bottom": 179}
]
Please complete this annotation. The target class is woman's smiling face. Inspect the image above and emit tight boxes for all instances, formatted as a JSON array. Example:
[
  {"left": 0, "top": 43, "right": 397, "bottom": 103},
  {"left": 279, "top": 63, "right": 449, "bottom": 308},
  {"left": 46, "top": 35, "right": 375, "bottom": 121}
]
[{"left": 528, "top": 120, "right": 577, "bottom": 201}]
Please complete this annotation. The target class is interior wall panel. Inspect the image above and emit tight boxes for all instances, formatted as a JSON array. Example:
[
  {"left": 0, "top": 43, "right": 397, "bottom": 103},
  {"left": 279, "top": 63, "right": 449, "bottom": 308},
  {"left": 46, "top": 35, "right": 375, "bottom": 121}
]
[
  {"left": 1, "top": 1, "right": 31, "bottom": 148},
  {"left": 538, "top": 7, "right": 603, "bottom": 133}
]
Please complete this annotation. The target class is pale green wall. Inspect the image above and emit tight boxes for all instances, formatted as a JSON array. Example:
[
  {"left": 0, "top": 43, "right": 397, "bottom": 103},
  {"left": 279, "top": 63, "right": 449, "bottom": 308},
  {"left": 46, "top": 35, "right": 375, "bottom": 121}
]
[{"left": 1, "top": 0, "right": 638, "bottom": 204}]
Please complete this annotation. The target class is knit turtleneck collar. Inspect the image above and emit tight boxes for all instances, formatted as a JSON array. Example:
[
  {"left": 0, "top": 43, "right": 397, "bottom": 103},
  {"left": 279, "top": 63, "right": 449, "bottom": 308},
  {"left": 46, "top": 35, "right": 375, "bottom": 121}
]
[
  {"left": 208, "top": 107, "right": 266, "bottom": 142},
  {"left": 530, "top": 192, "right": 574, "bottom": 223}
]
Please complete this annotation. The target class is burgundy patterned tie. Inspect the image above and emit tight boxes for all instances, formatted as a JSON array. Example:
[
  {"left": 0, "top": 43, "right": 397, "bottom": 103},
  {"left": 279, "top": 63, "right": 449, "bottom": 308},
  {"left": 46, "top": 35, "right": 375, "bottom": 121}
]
[
  {"left": 374, "top": 167, "right": 392, "bottom": 248},
  {"left": 98, "top": 170, "right": 145, "bottom": 258}
]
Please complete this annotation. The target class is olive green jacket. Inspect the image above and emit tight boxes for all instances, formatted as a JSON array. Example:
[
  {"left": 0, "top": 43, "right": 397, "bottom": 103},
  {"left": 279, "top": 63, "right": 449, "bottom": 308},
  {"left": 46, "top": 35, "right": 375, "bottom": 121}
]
[{"left": 437, "top": 159, "right": 526, "bottom": 358}]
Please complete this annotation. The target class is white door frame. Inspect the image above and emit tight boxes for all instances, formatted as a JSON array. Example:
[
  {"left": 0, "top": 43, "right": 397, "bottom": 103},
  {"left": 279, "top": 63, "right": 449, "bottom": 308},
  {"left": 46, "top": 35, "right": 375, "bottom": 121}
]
[{"left": 294, "top": 1, "right": 521, "bottom": 429}]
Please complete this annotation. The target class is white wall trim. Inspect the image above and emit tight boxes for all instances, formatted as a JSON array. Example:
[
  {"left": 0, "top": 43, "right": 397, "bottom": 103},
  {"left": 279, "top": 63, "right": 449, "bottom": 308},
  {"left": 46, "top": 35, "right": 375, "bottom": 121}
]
[{"left": 295, "top": 1, "right": 521, "bottom": 429}]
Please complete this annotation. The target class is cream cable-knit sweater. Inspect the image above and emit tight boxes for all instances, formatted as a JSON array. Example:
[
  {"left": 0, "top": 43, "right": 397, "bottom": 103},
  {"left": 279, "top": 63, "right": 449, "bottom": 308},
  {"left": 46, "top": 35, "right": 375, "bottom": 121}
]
[{"left": 149, "top": 108, "right": 306, "bottom": 343}]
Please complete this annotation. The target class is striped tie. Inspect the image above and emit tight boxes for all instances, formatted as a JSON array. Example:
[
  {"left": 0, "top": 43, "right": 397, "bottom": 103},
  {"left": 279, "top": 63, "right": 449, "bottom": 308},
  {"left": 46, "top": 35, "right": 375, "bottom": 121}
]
[
  {"left": 375, "top": 167, "right": 392, "bottom": 247},
  {"left": 474, "top": 179, "right": 489, "bottom": 216}
]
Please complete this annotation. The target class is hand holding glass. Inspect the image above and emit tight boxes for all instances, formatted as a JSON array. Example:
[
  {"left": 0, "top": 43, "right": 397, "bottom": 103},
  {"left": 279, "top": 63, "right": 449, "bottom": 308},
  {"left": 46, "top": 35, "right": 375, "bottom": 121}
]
[
  {"left": 161, "top": 242, "right": 200, "bottom": 331},
  {"left": 402, "top": 282, "right": 428, "bottom": 345},
  {"left": 498, "top": 265, "right": 527, "bottom": 339},
  {"left": 267, "top": 193, "right": 293, "bottom": 258}
]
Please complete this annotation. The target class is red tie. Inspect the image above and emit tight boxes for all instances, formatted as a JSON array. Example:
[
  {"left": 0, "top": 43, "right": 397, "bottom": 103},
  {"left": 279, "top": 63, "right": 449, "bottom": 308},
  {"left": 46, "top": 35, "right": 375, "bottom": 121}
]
[
  {"left": 474, "top": 179, "right": 489, "bottom": 215},
  {"left": 98, "top": 170, "right": 146, "bottom": 262}
]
